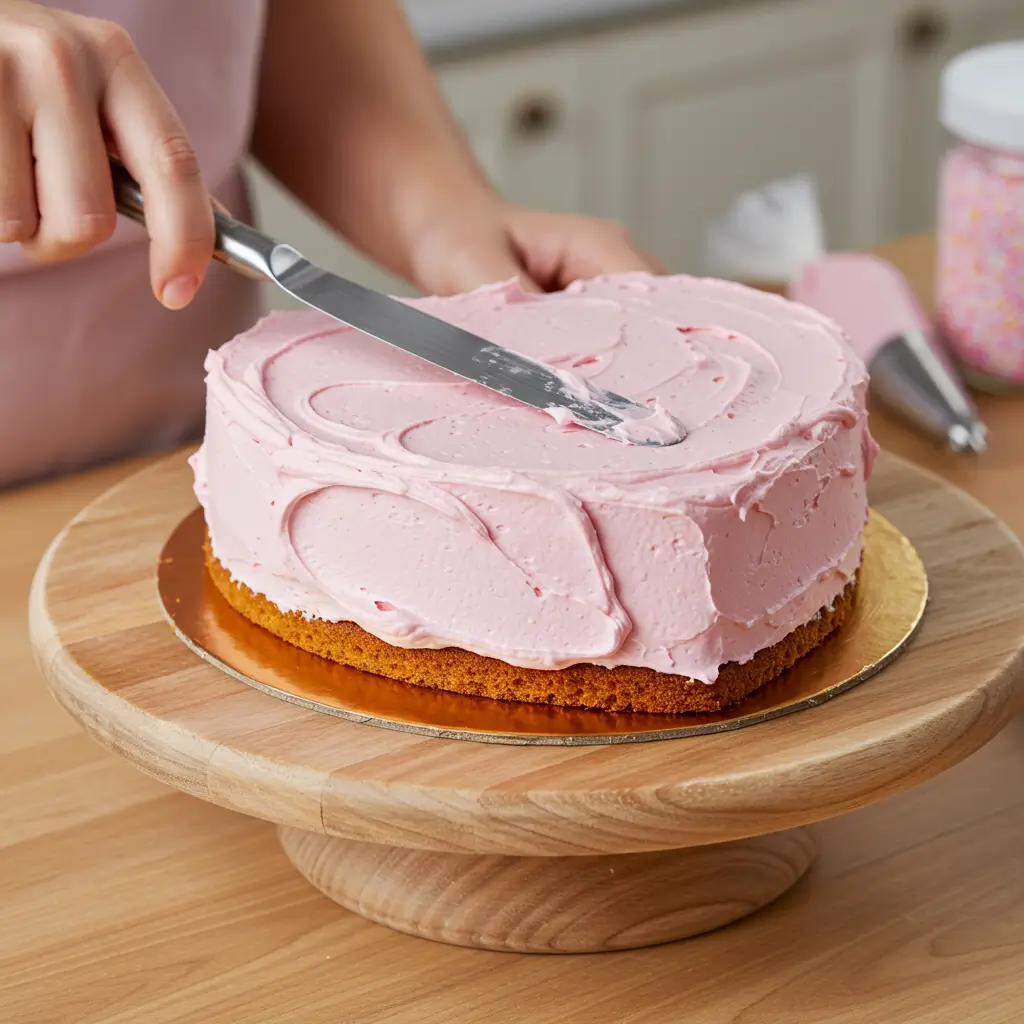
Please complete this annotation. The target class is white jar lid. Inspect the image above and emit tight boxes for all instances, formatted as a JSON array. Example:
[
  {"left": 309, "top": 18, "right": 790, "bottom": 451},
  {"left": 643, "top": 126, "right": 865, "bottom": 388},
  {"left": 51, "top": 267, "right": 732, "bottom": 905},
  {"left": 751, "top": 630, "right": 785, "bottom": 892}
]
[{"left": 941, "top": 41, "right": 1024, "bottom": 153}]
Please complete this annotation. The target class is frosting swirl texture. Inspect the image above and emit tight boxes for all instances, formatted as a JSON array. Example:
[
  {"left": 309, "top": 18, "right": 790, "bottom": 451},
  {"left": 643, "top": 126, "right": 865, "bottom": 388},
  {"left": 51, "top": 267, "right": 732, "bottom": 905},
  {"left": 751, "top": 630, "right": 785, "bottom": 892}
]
[{"left": 193, "top": 273, "right": 873, "bottom": 683}]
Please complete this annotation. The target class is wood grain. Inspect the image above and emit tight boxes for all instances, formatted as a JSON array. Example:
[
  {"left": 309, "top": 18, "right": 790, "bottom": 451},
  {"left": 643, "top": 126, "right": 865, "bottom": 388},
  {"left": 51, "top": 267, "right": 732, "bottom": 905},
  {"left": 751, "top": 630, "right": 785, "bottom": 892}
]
[
  {"left": 4, "top": 233, "right": 1024, "bottom": 1015},
  {"left": 278, "top": 825, "right": 816, "bottom": 953},
  {"left": 28, "top": 452, "right": 1024, "bottom": 859}
]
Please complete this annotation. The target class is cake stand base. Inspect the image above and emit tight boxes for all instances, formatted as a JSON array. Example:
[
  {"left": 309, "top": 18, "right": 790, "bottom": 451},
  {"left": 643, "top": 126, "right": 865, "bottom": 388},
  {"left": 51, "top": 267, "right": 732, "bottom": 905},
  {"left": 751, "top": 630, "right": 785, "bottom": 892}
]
[
  {"left": 278, "top": 826, "right": 815, "bottom": 953},
  {"left": 30, "top": 453, "right": 1024, "bottom": 958}
]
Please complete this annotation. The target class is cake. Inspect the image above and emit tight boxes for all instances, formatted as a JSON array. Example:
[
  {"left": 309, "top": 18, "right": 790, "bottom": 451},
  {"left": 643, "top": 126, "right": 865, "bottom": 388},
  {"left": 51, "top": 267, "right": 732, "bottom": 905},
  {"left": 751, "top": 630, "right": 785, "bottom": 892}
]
[{"left": 191, "top": 274, "right": 875, "bottom": 714}]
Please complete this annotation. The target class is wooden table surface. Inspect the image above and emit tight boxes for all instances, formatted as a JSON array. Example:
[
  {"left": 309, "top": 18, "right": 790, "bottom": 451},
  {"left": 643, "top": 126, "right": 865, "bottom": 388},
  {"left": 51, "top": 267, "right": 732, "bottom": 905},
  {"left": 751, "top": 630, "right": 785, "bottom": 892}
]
[{"left": 3, "top": 236, "right": 1023, "bottom": 1023}]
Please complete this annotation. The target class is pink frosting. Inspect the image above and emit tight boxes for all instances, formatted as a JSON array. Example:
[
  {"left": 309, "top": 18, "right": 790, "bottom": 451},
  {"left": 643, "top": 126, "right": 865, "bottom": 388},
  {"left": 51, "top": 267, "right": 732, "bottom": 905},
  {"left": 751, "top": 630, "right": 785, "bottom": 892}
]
[{"left": 192, "top": 274, "right": 874, "bottom": 683}]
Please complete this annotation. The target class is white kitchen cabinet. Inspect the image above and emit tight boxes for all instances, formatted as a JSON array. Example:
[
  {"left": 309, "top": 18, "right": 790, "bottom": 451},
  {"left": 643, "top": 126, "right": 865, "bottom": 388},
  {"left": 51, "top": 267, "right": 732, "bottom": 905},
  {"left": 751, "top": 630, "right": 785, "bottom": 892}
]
[
  {"left": 437, "top": 43, "right": 593, "bottom": 214},
  {"left": 590, "top": 0, "right": 899, "bottom": 271},
  {"left": 890, "top": 0, "right": 1024, "bottom": 236}
]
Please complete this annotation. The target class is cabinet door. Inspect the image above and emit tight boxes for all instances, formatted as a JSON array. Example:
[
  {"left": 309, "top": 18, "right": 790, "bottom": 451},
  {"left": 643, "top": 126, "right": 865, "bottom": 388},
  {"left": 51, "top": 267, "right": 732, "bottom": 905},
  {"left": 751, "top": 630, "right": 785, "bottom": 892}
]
[
  {"left": 437, "top": 43, "right": 591, "bottom": 215},
  {"left": 890, "top": 0, "right": 1024, "bottom": 236},
  {"left": 591, "top": 0, "right": 895, "bottom": 272}
]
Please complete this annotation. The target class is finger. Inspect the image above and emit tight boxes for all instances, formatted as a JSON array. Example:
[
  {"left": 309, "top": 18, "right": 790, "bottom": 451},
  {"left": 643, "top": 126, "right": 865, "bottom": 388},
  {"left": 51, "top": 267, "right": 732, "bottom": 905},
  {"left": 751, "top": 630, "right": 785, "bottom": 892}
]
[
  {"left": 445, "top": 242, "right": 541, "bottom": 293},
  {"left": 415, "top": 228, "right": 540, "bottom": 295},
  {"left": 0, "top": 62, "right": 37, "bottom": 243},
  {"left": 639, "top": 247, "right": 669, "bottom": 275},
  {"left": 440, "top": 248, "right": 541, "bottom": 294},
  {"left": 566, "top": 225, "right": 659, "bottom": 278},
  {"left": 19, "top": 39, "right": 115, "bottom": 261},
  {"left": 100, "top": 42, "right": 213, "bottom": 309},
  {"left": 510, "top": 211, "right": 661, "bottom": 288}
]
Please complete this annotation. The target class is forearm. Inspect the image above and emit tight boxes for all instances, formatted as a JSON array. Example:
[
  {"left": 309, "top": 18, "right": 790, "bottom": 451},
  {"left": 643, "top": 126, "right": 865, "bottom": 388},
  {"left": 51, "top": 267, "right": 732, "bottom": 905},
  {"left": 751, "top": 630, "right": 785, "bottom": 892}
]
[{"left": 252, "top": 0, "right": 496, "bottom": 280}]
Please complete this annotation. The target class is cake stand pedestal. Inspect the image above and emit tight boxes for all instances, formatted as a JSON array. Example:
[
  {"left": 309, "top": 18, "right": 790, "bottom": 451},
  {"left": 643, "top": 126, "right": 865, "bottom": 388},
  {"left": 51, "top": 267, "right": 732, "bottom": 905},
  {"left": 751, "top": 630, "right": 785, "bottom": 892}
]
[{"left": 30, "top": 453, "right": 1024, "bottom": 953}]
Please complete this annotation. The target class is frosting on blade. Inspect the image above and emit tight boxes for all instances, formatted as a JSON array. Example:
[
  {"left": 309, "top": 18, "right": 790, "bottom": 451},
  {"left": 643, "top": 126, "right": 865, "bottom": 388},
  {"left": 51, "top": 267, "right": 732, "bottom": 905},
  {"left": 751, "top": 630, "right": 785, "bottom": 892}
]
[
  {"left": 545, "top": 366, "right": 685, "bottom": 445},
  {"left": 193, "top": 273, "right": 874, "bottom": 683},
  {"left": 607, "top": 402, "right": 685, "bottom": 446}
]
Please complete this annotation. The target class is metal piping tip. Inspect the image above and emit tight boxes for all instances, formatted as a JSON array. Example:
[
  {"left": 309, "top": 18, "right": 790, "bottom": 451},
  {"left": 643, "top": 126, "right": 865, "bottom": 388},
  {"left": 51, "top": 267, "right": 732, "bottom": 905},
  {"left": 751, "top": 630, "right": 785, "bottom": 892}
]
[{"left": 947, "top": 421, "right": 988, "bottom": 454}]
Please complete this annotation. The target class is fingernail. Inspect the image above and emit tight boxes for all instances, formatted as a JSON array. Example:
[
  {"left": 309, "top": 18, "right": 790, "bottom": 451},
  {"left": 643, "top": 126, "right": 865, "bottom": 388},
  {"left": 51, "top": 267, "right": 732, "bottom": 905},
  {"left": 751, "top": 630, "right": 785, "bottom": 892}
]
[{"left": 161, "top": 275, "right": 199, "bottom": 310}]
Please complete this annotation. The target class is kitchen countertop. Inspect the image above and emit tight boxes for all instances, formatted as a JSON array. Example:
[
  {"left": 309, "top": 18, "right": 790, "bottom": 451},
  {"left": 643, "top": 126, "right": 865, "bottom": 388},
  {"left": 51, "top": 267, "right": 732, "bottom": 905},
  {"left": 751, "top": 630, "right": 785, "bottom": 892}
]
[
  {"left": 403, "top": 0, "right": 748, "bottom": 55},
  {"left": 2, "top": 235, "right": 1023, "bottom": 1022}
]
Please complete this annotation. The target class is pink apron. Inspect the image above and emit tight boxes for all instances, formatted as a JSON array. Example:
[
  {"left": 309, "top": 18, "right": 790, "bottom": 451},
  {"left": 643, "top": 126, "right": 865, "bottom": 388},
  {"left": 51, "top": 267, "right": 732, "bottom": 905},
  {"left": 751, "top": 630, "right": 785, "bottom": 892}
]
[{"left": 1, "top": 0, "right": 267, "bottom": 486}]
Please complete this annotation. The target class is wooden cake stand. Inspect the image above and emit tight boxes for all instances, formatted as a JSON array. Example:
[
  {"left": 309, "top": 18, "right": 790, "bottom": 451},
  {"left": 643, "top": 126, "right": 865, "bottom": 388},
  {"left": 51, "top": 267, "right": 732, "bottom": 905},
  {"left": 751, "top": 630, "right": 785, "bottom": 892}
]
[{"left": 29, "top": 452, "right": 1024, "bottom": 954}]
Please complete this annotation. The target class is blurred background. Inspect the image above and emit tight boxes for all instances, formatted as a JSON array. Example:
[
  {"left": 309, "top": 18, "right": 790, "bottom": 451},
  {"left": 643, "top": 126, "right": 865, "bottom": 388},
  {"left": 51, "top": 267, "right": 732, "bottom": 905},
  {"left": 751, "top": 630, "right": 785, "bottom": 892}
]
[{"left": 251, "top": 0, "right": 1024, "bottom": 302}]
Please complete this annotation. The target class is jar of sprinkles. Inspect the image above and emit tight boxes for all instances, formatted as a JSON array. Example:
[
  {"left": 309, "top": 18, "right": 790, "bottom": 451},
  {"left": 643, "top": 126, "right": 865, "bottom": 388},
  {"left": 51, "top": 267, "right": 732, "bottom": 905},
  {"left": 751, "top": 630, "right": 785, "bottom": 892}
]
[{"left": 937, "top": 41, "right": 1024, "bottom": 392}]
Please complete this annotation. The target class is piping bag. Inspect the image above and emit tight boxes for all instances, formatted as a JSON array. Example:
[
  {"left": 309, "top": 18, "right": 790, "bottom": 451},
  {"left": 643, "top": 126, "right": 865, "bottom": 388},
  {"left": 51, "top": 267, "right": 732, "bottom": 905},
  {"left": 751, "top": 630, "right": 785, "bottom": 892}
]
[{"left": 704, "top": 176, "right": 988, "bottom": 453}]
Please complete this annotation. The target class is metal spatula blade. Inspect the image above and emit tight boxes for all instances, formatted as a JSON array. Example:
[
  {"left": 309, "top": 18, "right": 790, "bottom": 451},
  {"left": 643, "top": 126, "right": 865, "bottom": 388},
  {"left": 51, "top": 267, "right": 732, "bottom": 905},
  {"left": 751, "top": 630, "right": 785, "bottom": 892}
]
[{"left": 110, "top": 160, "right": 684, "bottom": 447}]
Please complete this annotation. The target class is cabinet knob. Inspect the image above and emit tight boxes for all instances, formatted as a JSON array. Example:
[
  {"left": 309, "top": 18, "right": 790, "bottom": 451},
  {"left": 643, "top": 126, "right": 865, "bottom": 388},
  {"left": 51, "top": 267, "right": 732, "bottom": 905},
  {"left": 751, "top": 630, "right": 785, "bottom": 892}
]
[
  {"left": 511, "top": 94, "right": 562, "bottom": 139},
  {"left": 902, "top": 9, "right": 949, "bottom": 53}
]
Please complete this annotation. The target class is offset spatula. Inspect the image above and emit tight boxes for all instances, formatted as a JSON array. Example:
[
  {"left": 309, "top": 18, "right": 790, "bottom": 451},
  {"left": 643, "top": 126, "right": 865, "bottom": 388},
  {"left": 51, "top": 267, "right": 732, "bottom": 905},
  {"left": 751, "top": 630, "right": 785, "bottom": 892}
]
[{"left": 110, "top": 161, "right": 683, "bottom": 447}]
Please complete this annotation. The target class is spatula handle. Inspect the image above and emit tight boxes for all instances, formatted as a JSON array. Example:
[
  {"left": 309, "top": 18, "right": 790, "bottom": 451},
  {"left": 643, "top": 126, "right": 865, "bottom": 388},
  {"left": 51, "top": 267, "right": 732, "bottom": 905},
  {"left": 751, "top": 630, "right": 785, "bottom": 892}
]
[{"left": 109, "top": 157, "right": 282, "bottom": 282}]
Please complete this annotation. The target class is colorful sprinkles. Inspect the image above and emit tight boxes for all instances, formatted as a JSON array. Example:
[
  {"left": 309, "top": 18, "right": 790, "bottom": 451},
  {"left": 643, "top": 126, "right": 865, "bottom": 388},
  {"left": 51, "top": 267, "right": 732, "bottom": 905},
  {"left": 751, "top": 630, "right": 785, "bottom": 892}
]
[{"left": 937, "top": 144, "right": 1024, "bottom": 385}]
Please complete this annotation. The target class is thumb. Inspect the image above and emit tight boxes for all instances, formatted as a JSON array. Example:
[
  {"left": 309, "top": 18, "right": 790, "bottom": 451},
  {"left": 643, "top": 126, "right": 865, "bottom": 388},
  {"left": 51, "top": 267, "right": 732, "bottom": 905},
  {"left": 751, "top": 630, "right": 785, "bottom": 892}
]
[{"left": 413, "top": 230, "right": 541, "bottom": 296}]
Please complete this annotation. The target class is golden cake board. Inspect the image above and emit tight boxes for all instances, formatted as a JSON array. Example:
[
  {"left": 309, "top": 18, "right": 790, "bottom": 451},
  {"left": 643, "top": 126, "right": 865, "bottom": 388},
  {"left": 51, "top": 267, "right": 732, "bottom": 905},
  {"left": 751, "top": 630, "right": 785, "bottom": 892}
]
[
  {"left": 29, "top": 453, "right": 1024, "bottom": 953},
  {"left": 158, "top": 509, "right": 926, "bottom": 745}
]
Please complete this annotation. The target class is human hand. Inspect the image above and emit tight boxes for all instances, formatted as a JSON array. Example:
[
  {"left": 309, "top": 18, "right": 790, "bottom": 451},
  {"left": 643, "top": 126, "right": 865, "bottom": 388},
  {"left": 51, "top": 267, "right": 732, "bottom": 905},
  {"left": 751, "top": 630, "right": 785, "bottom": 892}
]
[
  {"left": 406, "top": 200, "right": 665, "bottom": 296},
  {"left": 0, "top": 1, "right": 213, "bottom": 307}
]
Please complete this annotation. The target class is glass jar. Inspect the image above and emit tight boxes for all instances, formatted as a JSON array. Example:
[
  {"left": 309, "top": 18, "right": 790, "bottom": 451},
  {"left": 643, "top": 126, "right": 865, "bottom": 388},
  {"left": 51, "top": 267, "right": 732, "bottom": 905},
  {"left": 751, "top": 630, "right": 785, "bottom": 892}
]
[{"left": 936, "top": 41, "right": 1024, "bottom": 393}]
